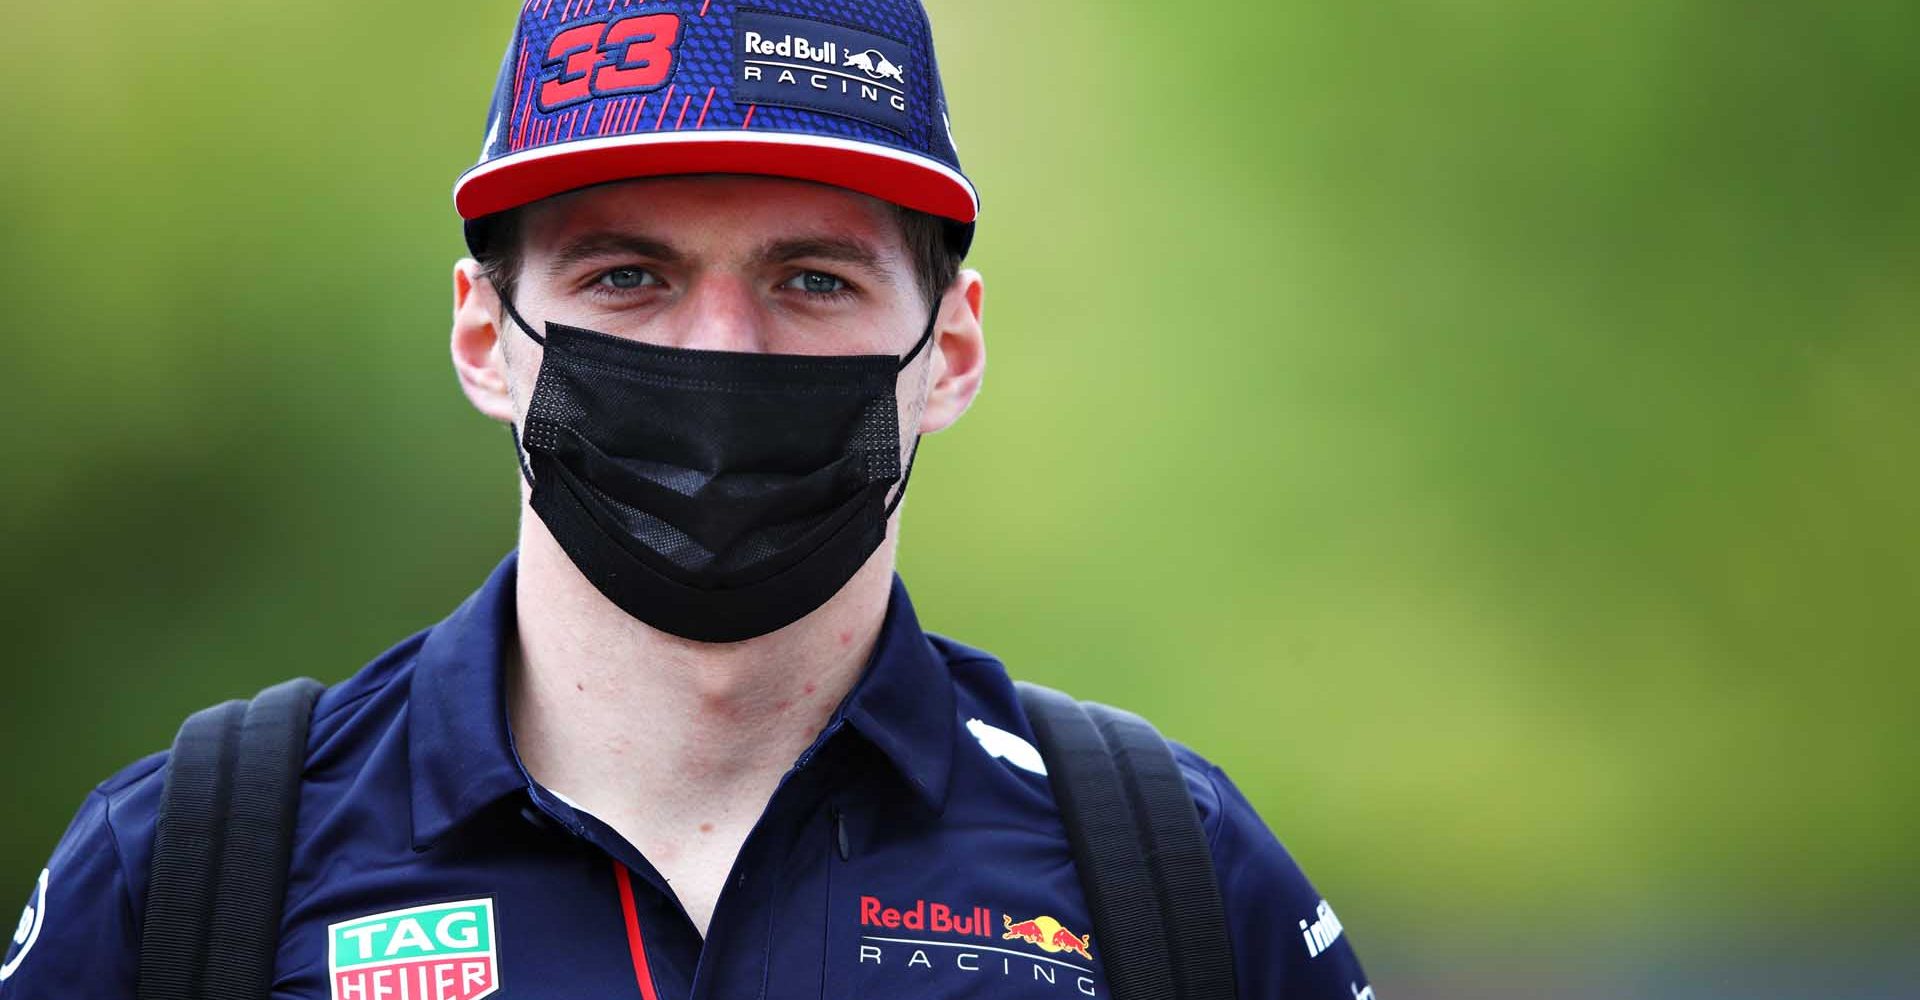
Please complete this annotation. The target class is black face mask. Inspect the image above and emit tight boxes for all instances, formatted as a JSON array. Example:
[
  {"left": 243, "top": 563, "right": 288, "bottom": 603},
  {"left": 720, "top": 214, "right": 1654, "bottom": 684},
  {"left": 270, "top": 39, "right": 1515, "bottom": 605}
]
[{"left": 500, "top": 297, "right": 934, "bottom": 643}]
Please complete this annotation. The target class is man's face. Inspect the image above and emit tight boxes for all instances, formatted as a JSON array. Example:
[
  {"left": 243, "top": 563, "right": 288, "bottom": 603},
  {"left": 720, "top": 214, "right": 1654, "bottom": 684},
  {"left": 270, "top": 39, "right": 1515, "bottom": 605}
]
[{"left": 450, "top": 172, "right": 985, "bottom": 482}]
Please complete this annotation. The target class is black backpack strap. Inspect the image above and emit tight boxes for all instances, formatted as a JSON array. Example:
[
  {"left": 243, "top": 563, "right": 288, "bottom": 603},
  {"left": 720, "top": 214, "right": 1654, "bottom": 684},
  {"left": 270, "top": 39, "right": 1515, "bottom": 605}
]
[
  {"left": 1080, "top": 698, "right": 1237, "bottom": 999},
  {"left": 138, "top": 699, "right": 246, "bottom": 1000},
  {"left": 1016, "top": 681, "right": 1238, "bottom": 1000},
  {"left": 138, "top": 677, "right": 325, "bottom": 1000}
]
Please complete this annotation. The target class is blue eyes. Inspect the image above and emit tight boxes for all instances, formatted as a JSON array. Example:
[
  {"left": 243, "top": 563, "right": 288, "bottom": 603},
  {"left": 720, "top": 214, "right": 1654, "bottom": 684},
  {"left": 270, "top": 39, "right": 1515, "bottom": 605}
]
[
  {"left": 598, "top": 267, "right": 658, "bottom": 291},
  {"left": 784, "top": 271, "right": 847, "bottom": 295},
  {"left": 590, "top": 268, "right": 850, "bottom": 297}
]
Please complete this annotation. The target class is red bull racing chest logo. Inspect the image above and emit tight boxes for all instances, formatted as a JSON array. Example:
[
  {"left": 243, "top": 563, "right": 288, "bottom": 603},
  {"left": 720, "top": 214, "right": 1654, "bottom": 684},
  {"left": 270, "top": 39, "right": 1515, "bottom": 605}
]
[{"left": 855, "top": 894, "right": 1101, "bottom": 996}]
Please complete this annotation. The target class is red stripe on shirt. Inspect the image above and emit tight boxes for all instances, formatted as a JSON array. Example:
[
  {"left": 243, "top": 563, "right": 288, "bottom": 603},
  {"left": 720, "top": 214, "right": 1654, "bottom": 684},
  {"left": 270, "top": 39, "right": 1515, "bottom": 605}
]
[{"left": 613, "top": 863, "right": 660, "bottom": 1000}]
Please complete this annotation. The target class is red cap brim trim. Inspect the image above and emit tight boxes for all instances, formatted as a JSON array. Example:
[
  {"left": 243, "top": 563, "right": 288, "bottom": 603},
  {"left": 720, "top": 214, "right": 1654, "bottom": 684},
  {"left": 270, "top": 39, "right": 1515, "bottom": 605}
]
[{"left": 453, "top": 131, "right": 979, "bottom": 224}]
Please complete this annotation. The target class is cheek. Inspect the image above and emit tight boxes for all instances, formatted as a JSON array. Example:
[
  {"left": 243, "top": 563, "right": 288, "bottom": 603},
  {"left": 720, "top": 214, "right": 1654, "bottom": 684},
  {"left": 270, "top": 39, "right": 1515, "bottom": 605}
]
[
  {"left": 501, "top": 337, "right": 544, "bottom": 411},
  {"left": 897, "top": 359, "right": 940, "bottom": 440}
]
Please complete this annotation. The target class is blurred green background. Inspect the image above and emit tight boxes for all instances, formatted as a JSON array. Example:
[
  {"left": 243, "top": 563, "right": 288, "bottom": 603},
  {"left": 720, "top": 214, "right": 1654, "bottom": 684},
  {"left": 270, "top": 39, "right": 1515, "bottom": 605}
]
[{"left": 3, "top": 1, "right": 1916, "bottom": 995}]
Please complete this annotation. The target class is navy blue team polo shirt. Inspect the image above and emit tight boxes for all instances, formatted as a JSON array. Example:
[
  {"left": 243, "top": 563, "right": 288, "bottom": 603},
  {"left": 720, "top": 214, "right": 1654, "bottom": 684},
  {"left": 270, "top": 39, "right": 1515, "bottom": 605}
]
[{"left": 1, "top": 552, "right": 1371, "bottom": 999}]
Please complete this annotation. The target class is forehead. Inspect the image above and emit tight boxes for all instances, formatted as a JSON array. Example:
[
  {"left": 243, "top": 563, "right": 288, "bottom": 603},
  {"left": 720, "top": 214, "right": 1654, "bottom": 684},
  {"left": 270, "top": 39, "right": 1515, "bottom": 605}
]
[{"left": 518, "top": 174, "right": 904, "bottom": 255}]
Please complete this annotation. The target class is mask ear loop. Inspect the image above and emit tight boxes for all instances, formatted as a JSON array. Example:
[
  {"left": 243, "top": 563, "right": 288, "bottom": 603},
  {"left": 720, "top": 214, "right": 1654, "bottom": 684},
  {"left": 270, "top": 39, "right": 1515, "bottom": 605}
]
[
  {"left": 500, "top": 294, "right": 547, "bottom": 346},
  {"left": 885, "top": 304, "right": 941, "bottom": 517},
  {"left": 896, "top": 304, "right": 937, "bottom": 372},
  {"left": 508, "top": 424, "right": 537, "bottom": 488},
  {"left": 884, "top": 436, "right": 921, "bottom": 518},
  {"left": 499, "top": 294, "right": 545, "bottom": 485}
]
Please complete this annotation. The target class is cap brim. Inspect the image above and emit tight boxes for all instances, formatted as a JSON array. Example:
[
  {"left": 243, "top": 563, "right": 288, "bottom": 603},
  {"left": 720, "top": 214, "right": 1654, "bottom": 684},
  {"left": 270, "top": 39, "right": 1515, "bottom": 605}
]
[{"left": 454, "top": 130, "right": 979, "bottom": 225}]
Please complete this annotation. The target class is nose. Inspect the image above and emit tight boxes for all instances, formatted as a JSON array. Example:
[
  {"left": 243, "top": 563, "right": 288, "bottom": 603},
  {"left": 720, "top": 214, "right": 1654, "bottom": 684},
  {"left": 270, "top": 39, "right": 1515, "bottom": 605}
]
[{"left": 672, "top": 273, "right": 767, "bottom": 354}]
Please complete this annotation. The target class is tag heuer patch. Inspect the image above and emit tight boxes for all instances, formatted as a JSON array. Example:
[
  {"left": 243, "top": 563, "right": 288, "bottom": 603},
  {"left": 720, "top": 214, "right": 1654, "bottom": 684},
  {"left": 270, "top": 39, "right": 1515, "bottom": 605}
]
[{"left": 328, "top": 898, "right": 499, "bottom": 1000}]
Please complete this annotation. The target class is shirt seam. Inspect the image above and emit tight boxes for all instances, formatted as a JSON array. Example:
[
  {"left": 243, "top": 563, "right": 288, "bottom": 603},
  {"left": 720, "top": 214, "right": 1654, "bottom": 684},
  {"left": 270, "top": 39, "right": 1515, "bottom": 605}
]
[
  {"left": 279, "top": 681, "right": 386, "bottom": 918},
  {"left": 1198, "top": 763, "right": 1231, "bottom": 851},
  {"left": 96, "top": 788, "right": 139, "bottom": 945},
  {"left": 307, "top": 678, "right": 385, "bottom": 730}
]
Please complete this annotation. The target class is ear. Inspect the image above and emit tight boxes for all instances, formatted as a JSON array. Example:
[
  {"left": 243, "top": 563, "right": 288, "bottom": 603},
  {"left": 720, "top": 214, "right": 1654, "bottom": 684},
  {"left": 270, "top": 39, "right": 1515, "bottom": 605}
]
[
  {"left": 451, "top": 259, "right": 517, "bottom": 424},
  {"left": 918, "top": 268, "right": 985, "bottom": 435}
]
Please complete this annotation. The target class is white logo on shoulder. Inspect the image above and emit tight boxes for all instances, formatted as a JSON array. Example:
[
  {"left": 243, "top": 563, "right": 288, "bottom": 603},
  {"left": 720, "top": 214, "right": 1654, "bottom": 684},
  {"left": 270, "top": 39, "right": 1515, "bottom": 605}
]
[
  {"left": 1300, "top": 898, "right": 1344, "bottom": 958},
  {"left": 966, "top": 719, "right": 1048, "bottom": 776},
  {"left": 0, "top": 868, "right": 49, "bottom": 982}
]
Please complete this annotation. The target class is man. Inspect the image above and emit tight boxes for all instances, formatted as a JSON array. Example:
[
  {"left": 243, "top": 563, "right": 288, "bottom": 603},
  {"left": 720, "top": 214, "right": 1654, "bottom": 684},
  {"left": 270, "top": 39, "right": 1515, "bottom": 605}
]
[{"left": 1, "top": 1, "right": 1370, "bottom": 997}]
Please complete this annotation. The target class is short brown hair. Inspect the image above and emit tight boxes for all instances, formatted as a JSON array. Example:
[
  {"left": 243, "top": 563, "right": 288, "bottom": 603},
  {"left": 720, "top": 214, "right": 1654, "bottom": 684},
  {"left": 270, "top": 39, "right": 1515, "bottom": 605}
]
[{"left": 476, "top": 203, "right": 962, "bottom": 314}]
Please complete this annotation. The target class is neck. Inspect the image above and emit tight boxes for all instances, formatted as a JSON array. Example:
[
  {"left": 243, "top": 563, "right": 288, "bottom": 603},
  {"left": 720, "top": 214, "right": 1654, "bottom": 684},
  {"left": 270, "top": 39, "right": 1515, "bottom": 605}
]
[{"left": 505, "top": 509, "right": 899, "bottom": 832}]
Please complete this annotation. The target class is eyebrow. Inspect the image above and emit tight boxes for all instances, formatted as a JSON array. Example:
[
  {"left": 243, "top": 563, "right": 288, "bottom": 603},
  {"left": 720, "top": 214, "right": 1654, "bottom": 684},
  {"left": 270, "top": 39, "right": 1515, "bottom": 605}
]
[
  {"left": 755, "top": 235, "right": 894, "bottom": 284},
  {"left": 545, "top": 231, "right": 683, "bottom": 276}
]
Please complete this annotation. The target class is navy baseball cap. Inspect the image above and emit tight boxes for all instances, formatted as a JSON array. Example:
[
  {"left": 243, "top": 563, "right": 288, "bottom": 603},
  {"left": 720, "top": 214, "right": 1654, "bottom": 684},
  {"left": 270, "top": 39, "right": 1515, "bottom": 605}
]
[{"left": 455, "top": 0, "right": 976, "bottom": 255}]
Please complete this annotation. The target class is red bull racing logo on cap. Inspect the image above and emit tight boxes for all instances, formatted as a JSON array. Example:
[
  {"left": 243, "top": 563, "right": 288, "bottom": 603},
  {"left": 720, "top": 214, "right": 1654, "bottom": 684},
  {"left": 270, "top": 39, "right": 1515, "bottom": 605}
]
[{"left": 734, "top": 10, "right": 913, "bottom": 135}]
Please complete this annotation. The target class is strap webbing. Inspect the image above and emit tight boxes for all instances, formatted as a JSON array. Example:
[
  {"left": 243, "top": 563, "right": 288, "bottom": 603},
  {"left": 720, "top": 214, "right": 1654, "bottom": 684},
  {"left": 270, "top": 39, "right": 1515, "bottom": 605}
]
[
  {"left": 205, "top": 678, "right": 325, "bottom": 1000},
  {"left": 1017, "top": 682, "right": 1178, "bottom": 999},
  {"left": 1016, "top": 681, "right": 1237, "bottom": 1000},
  {"left": 138, "top": 678, "right": 324, "bottom": 1000},
  {"left": 1085, "top": 701, "right": 1238, "bottom": 999},
  {"left": 138, "top": 699, "right": 246, "bottom": 1000}
]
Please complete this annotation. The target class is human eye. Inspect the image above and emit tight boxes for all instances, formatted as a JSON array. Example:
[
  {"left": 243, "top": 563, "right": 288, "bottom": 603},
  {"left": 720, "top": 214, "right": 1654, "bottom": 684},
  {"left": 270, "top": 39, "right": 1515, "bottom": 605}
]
[
  {"left": 590, "top": 266, "right": 664, "bottom": 296},
  {"left": 780, "top": 270, "right": 853, "bottom": 297}
]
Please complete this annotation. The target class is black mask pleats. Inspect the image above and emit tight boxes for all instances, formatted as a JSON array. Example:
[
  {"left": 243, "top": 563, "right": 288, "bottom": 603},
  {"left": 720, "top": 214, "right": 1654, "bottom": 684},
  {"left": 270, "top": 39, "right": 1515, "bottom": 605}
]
[{"left": 503, "top": 300, "right": 935, "bottom": 642}]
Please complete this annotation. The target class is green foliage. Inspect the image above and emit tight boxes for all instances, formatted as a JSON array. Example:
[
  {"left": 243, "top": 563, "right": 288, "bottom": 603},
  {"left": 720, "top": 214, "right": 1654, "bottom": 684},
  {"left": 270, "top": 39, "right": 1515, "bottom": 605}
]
[{"left": 3, "top": 0, "right": 1915, "bottom": 961}]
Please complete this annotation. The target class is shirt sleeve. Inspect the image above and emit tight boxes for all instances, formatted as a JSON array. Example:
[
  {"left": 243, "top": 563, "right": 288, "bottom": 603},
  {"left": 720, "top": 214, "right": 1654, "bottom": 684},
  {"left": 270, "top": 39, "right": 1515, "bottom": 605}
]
[
  {"left": 1177, "top": 748, "right": 1376, "bottom": 1000},
  {"left": 0, "top": 789, "right": 140, "bottom": 999}
]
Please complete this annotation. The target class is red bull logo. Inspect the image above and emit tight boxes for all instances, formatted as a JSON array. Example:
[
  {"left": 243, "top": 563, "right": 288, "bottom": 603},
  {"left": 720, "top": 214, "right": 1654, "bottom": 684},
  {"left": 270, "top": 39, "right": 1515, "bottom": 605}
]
[
  {"left": 859, "top": 896, "right": 993, "bottom": 938},
  {"left": 851, "top": 893, "right": 1102, "bottom": 995},
  {"left": 1002, "top": 913, "right": 1093, "bottom": 961},
  {"left": 733, "top": 10, "right": 913, "bottom": 127},
  {"left": 843, "top": 48, "right": 906, "bottom": 84}
]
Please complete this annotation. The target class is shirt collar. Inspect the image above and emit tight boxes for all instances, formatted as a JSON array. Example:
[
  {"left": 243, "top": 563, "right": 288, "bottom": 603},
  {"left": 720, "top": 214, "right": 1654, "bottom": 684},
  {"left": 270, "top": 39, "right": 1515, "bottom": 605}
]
[
  {"left": 839, "top": 573, "right": 957, "bottom": 813},
  {"left": 408, "top": 552, "right": 957, "bottom": 849},
  {"left": 408, "top": 550, "right": 528, "bottom": 850}
]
